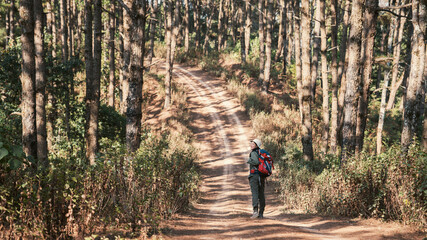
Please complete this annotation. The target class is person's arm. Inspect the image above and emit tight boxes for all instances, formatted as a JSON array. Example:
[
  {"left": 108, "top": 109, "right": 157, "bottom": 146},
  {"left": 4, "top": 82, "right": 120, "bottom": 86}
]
[{"left": 247, "top": 151, "right": 260, "bottom": 165}]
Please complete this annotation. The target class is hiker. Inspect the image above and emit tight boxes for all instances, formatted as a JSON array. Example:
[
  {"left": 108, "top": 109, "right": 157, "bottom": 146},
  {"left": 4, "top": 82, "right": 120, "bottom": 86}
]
[{"left": 247, "top": 139, "right": 266, "bottom": 219}]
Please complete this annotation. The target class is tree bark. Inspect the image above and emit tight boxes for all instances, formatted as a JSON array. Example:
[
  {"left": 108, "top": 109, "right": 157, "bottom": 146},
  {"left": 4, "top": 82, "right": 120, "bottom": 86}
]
[
  {"left": 20, "top": 0, "right": 37, "bottom": 158},
  {"left": 401, "top": 0, "right": 426, "bottom": 154},
  {"left": 386, "top": 2, "right": 409, "bottom": 110},
  {"left": 239, "top": 0, "right": 246, "bottom": 63},
  {"left": 244, "top": 0, "right": 252, "bottom": 59},
  {"left": 203, "top": 1, "right": 213, "bottom": 55},
  {"left": 355, "top": 0, "right": 379, "bottom": 155},
  {"left": 319, "top": 0, "right": 329, "bottom": 153},
  {"left": 258, "top": 0, "right": 265, "bottom": 84},
  {"left": 275, "top": 0, "right": 285, "bottom": 62},
  {"left": 164, "top": 0, "right": 173, "bottom": 109},
  {"left": 263, "top": 0, "right": 272, "bottom": 92},
  {"left": 285, "top": 0, "right": 293, "bottom": 75},
  {"left": 294, "top": 0, "right": 302, "bottom": 118},
  {"left": 148, "top": 0, "right": 157, "bottom": 70},
  {"left": 121, "top": 4, "right": 131, "bottom": 114},
  {"left": 34, "top": 0, "right": 48, "bottom": 164},
  {"left": 184, "top": 0, "right": 190, "bottom": 52},
  {"left": 341, "top": 0, "right": 364, "bottom": 161},
  {"left": 330, "top": 0, "right": 339, "bottom": 153},
  {"left": 84, "top": 0, "right": 95, "bottom": 163},
  {"left": 377, "top": 71, "right": 390, "bottom": 154},
  {"left": 108, "top": 2, "right": 116, "bottom": 109},
  {"left": 311, "top": 0, "right": 320, "bottom": 105},
  {"left": 301, "top": 0, "right": 314, "bottom": 161},
  {"left": 423, "top": 45, "right": 427, "bottom": 151},
  {"left": 126, "top": 0, "right": 146, "bottom": 153}
]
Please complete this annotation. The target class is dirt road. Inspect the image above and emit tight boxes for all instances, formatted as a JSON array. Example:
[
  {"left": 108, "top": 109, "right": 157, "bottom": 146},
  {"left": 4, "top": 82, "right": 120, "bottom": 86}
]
[{"left": 155, "top": 63, "right": 423, "bottom": 240}]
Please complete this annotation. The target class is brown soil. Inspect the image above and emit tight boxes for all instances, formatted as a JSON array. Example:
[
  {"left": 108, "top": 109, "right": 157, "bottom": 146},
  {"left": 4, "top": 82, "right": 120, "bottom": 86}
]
[{"left": 149, "top": 61, "right": 425, "bottom": 240}]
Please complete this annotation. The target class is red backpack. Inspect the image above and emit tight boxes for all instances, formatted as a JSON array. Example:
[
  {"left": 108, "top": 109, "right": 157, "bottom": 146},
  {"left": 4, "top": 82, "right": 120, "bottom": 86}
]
[{"left": 251, "top": 149, "right": 274, "bottom": 177}]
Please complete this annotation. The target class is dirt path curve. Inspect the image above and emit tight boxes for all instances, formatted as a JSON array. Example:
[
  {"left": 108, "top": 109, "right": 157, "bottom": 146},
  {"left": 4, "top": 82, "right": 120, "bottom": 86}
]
[{"left": 155, "top": 62, "right": 423, "bottom": 240}]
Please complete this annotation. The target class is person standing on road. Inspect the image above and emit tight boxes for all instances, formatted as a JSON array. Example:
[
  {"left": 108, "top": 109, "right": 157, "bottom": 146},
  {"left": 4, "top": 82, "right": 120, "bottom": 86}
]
[{"left": 247, "top": 139, "right": 266, "bottom": 219}]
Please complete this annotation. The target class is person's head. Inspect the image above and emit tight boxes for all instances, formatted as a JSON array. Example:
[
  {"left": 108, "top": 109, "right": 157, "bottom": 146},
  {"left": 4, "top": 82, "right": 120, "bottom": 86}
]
[{"left": 250, "top": 139, "right": 262, "bottom": 150}]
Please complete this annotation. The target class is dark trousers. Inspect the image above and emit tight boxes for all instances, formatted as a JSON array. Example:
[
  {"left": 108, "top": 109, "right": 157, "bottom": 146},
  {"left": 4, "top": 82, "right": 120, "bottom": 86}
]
[{"left": 249, "top": 174, "right": 265, "bottom": 214}]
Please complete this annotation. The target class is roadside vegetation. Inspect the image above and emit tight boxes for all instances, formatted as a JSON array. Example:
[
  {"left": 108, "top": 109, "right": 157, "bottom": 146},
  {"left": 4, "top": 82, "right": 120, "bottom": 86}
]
[
  {"left": 176, "top": 44, "right": 426, "bottom": 229},
  {"left": 0, "top": 46, "right": 200, "bottom": 238}
]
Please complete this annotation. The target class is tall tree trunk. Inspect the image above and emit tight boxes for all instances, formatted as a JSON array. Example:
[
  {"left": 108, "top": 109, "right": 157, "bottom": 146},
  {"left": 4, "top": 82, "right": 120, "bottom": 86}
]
[
  {"left": 20, "top": 0, "right": 37, "bottom": 158},
  {"left": 258, "top": 0, "right": 265, "bottom": 84},
  {"left": 108, "top": 2, "right": 116, "bottom": 108},
  {"left": 171, "top": 0, "right": 180, "bottom": 59},
  {"left": 263, "top": 0, "right": 272, "bottom": 92},
  {"left": 126, "top": 0, "right": 146, "bottom": 152},
  {"left": 244, "top": 0, "right": 251, "bottom": 58},
  {"left": 164, "top": 0, "right": 173, "bottom": 109},
  {"left": 203, "top": 1, "right": 213, "bottom": 55},
  {"left": 121, "top": 5, "right": 131, "bottom": 114},
  {"left": 184, "top": 0, "right": 190, "bottom": 52},
  {"left": 148, "top": 0, "right": 157, "bottom": 70},
  {"left": 386, "top": 3, "right": 408, "bottom": 110},
  {"left": 377, "top": 71, "right": 390, "bottom": 154},
  {"left": 60, "top": 0, "right": 69, "bottom": 61},
  {"left": 355, "top": 0, "right": 378, "bottom": 155},
  {"left": 194, "top": 0, "right": 201, "bottom": 48},
  {"left": 8, "top": 0, "right": 17, "bottom": 46},
  {"left": 319, "top": 0, "right": 329, "bottom": 153},
  {"left": 34, "top": 0, "right": 48, "bottom": 164},
  {"left": 230, "top": 0, "right": 236, "bottom": 45},
  {"left": 285, "top": 0, "right": 293, "bottom": 74},
  {"left": 330, "top": 0, "right": 339, "bottom": 153},
  {"left": 294, "top": 0, "right": 302, "bottom": 118},
  {"left": 239, "top": 0, "right": 246, "bottom": 63},
  {"left": 341, "top": 0, "right": 364, "bottom": 161},
  {"left": 311, "top": 0, "right": 320, "bottom": 105},
  {"left": 401, "top": 0, "right": 426, "bottom": 154},
  {"left": 84, "top": 0, "right": 95, "bottom": 163},
  {"left": 423, "top": 45, "right": 427, "bottom": 151},
  {"left": 300, "top": 0, "right": 314, "bottom": 161},
  {"left": 337, "top": 0, "right": 351, "bottom": 143},
  {"left": 275, "top": 0, "right": 285, "bottom": 62}
]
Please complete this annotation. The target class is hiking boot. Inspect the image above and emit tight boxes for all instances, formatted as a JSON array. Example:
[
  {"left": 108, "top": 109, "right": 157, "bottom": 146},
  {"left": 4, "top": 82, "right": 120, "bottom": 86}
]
[
  {"left": 258, "top": 213, "right": 264, "bottom": 219},
  {"left": 250, "top": 211, "right": 259, "bottom": 218}
]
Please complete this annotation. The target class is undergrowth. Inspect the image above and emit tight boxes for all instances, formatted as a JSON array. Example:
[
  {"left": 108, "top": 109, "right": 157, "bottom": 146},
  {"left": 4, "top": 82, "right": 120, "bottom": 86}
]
[{"left": 178, "top": 45, "right": 426, "bottom": 228}]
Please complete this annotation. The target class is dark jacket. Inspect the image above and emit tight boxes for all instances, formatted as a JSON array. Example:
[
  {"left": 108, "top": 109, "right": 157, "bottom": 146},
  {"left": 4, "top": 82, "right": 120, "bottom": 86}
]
[{"left": 247, "top": 148, "right": 260, "bottom": 177}]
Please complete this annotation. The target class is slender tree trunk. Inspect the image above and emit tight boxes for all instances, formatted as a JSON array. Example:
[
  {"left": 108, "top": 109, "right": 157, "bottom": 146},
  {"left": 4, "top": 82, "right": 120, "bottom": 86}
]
[
  {"left": 126, "top": 0, "right": 146, "bottom": 152},
  {"left": 377, "top": 71, "right": 390, "bottom": 154},
  {"left": 300, "top": 0, "right": 314, "bottom": 161},
  {"left": 275, "top": 0, "right": 285, "bottom": 62},
  {"left": 258, "top": 0, "right": 265, "bottom": 84},
  {"left": 263, "top": 0, "right": 272, "bottom": 92},
  {"left": 230, "top": 0, "right": 236, "bottom": 45},
  {"left": 60, "top": 0, "right": 69, "bottom": 61},
  {"left": 164, "top": 0, "right": 173, "bottom": 109},
  {"left": 244, "top": 0, "right": 251, "bottom": 58},
  {"left": 423, "top": 45, "right": 427, "bottom": 151},
  {"left": 319, "top": 0, "right": 329, "bottom": 153},
  {"left": 401, "top": 0, "right": 426, "bottom": 154},
  {"left": 121, "top": 5, "right": 131, "bottom": 114},
  {"left": 108, "top": 2, "right": 116, "bottom": 108},
  {"left": 337, "top": 1, "right": 351, "bottom": 142},
  {"left": 8, "top": 0, "right": 17, "bottom": 46},
  {"left": 341, "top": 0, "right": 364, "bottom": 161},
  {"left": 84, "top": 0, "right": 95, "bottom": 163},
  {"left": 294, "top": 0, "right": 303, "bottom": 119},
  {"left": 386, "top": 3, "right": 408, "bottom": 110},
  {"left": 286, "top": 0, "right": 293, "bottom": 64},
  {"left": 171, "top": 0, "right": 180, "bottom": 59},
  {"left": 148, "top": 0, "right": 157, "bottom": 70},
  {"left": 311, "top": 0, "right": 320, "bottom": 105},
  {"left": 34, "top": 0, "right": 48, "bottom": 165},
  {"left": 355, "top": 0, "right": 378, "bottom": 155},
  {"left": 194, "top": 0, "right": 201, "bottom": 48},
  {"left": 184, "top": 0, "right": 190, "bottom": 52},
  {"left": 330, "top": 0, "right": 339, "bottom": 154},
  {"left": 239, "top": 0, "right": 246, "bottom": 63},
  {"left": 203, "top": 1, "right": 213, "bottom": 55},
  {"left": 20, "top": 0, "right": 37, "bottom": 158}
]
